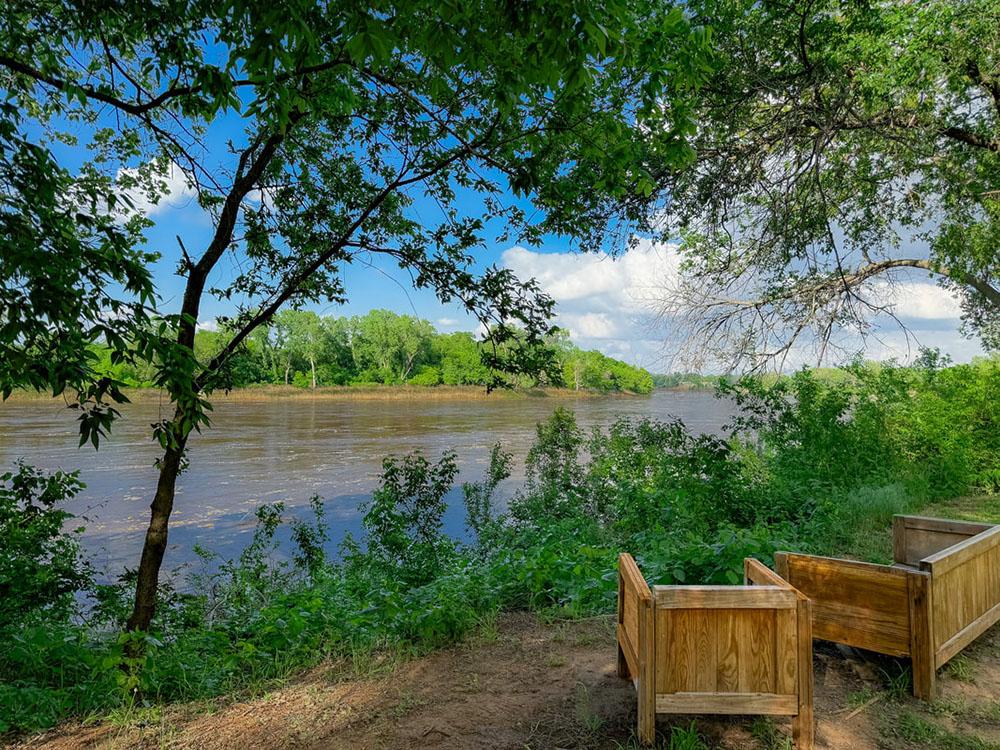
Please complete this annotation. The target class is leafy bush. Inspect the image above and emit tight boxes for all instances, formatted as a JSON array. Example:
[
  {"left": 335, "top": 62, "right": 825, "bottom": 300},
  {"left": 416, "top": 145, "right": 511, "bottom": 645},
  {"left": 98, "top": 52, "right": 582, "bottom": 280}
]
[
  {"left": 343, "top": 451, "right": 459, "bottom": 588},
  {"left": 0, "top": 463, "right": 91, "bottom": 632},
  {"left": 1, "top": 358, "right": 997, "bottom": 735}
]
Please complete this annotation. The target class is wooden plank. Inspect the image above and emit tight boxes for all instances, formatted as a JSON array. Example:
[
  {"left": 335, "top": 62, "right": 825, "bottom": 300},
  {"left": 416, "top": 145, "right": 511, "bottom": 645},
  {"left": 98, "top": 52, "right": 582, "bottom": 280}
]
[
  {"left": 654, "top": 586, "right": 796, "bottom": 610},
  {"left": 620, "top": 553, "right": 652, "bottom": 600},
  {"left": 934, "top": 599, "right": 1000, "bottom": 669},
  {"left": 779, "top": 551, "right": 910, "bottom": 578},
  {"left": 618, "top": 557, "right": 628, "bottom": 679},
  {"left": 897, "top": 515, "right": 994, "bottom": 536},
  {"left": 745, "top": 558, "right": 792, "bottom": 588},
  {"left": 637, "top": 594, "right": 655, "bottom": 745},
  {"left": 778, "top": 552, "right": 912, "bottom": 656},
  {"left": 738, "top": 609, "right": 775, "bottom": 693},
  {"left": 794, "top": 597, "right": 814, "bottom": 750},
  {"left": 907, "top": 571, "right": 935, "bottom": 700},
  {"left": 656, "top": 692, "right": 797, "bottom": 716},
  {"left": 693, "top": 610, "right": 718, "bottom": 693},
  {"left": 774, "top": 552, "right": 790, "bottom": 582},
  {"left": 920, "top": 525, "right": 1000, "bottom": 577},
  {"left": 661, "top": 609, "right": 692, "bottom": 692},
  {"left": 774, "top": 608, "right": 798, "bottom": 696},
  {"left": 617, "top": 623, "right": 639, "bottom": 679},
  {"left": 893, "top": 515, "right": 907, "bottom": 565},
  {"left": 716, "top": 608, "right": 740, "bottom": 692}
]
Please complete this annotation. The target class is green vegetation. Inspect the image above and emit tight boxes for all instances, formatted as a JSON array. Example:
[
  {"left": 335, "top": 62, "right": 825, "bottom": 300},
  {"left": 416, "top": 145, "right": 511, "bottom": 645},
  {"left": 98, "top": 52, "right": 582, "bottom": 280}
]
[
  {"left": 2, "top": 356, "right": 996, "bottom": 736},
  {"left": 654, "top": 0, "right": 1000, "bottom": 369},
  {"left": 651, "top": 373, "right": 726, "bottom": 390},
  {"left": 1, "top": 0, "right": 711, "bottom": 636},
  {"left": 91, "top": 310, "right": 654, "bottom": 394}
]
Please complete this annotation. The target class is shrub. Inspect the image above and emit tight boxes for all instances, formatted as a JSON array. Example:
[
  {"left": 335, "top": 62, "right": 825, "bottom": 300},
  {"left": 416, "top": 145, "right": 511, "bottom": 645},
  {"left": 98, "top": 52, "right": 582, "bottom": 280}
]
[{"left": 0, "top": 463, "right": 91, "bottom": 632}]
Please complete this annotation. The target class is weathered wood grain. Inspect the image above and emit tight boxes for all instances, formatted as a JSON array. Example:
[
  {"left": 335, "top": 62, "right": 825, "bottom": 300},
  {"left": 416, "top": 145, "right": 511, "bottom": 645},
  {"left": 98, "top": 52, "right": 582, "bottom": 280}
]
[
  {"left": 619, "top": 554, "right": 813, "bottom": 747},
  {"left": 655, "top": 692, "right": 797, "bottom": 715},
  {"left": 654, "top": 585, "right": 796, "bottom": 609},
  {"left": 895, "top": 514, "right": 994, "bottom": 566},
  {"left": 776, "top": 552, "right": 912, "bottom": 656}
]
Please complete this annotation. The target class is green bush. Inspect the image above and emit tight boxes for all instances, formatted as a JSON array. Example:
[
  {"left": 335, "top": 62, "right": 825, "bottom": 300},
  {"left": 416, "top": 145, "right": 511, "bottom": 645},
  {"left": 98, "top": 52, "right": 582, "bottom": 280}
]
[
  {"left": 0, "top": 463, "right": 92, "bottom": 632},
  {"left": 2, "top": 358, "right": 997, "bottom": 736}
]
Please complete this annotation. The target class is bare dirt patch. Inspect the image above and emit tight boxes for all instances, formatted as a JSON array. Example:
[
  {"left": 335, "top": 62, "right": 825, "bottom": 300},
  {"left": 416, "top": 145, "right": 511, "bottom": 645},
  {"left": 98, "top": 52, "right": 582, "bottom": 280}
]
[{"left": 12, "top": 613, "right": 1000, "bottom": 750}]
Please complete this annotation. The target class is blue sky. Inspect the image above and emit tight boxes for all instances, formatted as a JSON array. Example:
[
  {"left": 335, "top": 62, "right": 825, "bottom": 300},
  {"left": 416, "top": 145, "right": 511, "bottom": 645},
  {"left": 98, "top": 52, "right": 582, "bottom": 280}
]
[{"left": 127, "top": 160, "right": 985, "bottom": 373}]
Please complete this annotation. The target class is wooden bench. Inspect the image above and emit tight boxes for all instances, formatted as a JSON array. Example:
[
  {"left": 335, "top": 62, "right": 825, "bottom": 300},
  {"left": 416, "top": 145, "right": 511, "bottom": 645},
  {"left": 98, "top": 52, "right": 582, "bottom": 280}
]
[
  {"left": 776, "top": 514, "right": 1000, "bottom": 699},
  {"left": 616, "top": 553, "right": 814, "bottom": 747}
]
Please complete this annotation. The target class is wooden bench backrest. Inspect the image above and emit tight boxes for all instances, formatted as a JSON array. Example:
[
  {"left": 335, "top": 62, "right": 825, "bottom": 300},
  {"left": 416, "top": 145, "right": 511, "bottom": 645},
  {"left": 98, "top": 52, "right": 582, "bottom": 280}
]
[
  {"left": 775, "top": 550, "right": 919, "bottom": 657},
  {"left": 652, "top": 583, "right": 799, "bottom": 709},
  {"left": 893, "top": 515, "right": 995, "bottom": 567},
  {"left": 618, "top": 555, "right": 814, "bottom": 747},
  {"left": 920, "top": 524, "right": 1000, "bottom": 667},
  {"left": 618, "top": 555, "right": 809, "bottom": 713}
]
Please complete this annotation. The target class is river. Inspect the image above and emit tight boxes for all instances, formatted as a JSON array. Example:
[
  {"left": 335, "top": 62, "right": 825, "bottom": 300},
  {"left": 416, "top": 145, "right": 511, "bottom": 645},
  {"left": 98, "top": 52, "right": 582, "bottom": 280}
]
[{"left": 0, "top": 389, "right": 735, "bottom": 574}]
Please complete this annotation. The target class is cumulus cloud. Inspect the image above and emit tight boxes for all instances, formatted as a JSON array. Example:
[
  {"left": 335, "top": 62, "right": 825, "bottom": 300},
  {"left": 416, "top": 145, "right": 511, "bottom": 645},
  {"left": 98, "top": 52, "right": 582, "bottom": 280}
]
[
  {"left": 503, "top": 241, "right": 981, "bottom": 370},
  {"left": 884, "top": 281, "right": 963, "bottom": 320},
  {"left": 116, "top": 161, "right": 197, "bottom": 218},
  {"left": 502, "top": 240, "right": 680, "bottom": 366}
]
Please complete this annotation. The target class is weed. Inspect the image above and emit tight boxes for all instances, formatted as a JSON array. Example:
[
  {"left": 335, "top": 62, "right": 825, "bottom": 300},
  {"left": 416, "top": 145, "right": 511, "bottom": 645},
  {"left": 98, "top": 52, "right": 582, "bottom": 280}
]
[
  {"left": 749, "top": 717, "right": 792, "bottom": 750},
  {"left": 573, "top": 683, "right": 604, "bottom": 733},
  {"left": 667, "top": 722, "right": 710, "bottom": 750},
  {"left": 894, "top": 710, "right": 999, "bottom": 749},
  {"left": 947, "top": 654, "right": 975, "bottom": 682},
  {"left": 880, "top": 664, "right": 912, "bottom": 701}
]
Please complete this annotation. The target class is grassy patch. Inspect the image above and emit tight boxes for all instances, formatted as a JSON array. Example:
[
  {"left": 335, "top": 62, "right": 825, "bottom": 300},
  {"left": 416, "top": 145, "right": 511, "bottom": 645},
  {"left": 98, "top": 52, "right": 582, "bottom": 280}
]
[{"left": 891, "top": 710, "right": 1000, "bottom": 749}]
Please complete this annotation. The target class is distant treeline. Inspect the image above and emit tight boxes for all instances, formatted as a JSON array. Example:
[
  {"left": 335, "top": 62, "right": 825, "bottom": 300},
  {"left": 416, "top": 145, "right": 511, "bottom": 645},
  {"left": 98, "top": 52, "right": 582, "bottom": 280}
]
[
  {"left": 651, "top": 373, "right": 727, "bottom": 390},
  {"left": 93, "top": 309, "right": 654, "bottom": 394},
  {"left": 652, "top": 365, "right": 925, "bottom": 390}
]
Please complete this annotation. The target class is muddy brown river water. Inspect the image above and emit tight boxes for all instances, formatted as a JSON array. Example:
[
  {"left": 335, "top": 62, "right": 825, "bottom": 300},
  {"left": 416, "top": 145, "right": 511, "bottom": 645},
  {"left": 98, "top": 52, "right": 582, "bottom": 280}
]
[{"left": 0, "top": 390, "right": 734, "bottom": 573}]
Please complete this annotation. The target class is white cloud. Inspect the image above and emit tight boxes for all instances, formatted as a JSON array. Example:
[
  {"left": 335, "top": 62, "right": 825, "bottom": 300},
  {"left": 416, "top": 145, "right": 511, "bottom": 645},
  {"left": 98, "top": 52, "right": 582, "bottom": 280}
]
[
  {"left": 502, "top": 241, "right": 679, "bottom": 316},
  {"left": 116, "top": 161, "right": 197, "bottom": 218},
  {"left": 503, "top": 241, "right": 982, "bottom": 370},
  {"left": 196, "top": 319, "right": 219, "bottom": 332},
  {"left": 885, "top": 281, "right": 963, "bottom": 320},
  {"left": 502, "top": 240, "right": 680, "bottom": 366}
]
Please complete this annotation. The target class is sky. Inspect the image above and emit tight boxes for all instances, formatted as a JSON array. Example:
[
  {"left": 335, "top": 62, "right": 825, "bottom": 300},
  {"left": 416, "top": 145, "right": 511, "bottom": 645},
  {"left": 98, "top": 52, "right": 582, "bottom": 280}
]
[{"left": 130, "top": 158, "right": 987, "bottom": 373}]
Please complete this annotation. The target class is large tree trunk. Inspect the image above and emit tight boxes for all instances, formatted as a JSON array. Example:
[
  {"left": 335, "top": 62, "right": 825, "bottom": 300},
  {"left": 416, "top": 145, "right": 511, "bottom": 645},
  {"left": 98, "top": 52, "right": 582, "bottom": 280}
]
[
  {"left": 125, "top": 433, "right": 187, "bottom": 632},
  {"left": 310, "top": 354, "right": 316, "bottom": 389}
]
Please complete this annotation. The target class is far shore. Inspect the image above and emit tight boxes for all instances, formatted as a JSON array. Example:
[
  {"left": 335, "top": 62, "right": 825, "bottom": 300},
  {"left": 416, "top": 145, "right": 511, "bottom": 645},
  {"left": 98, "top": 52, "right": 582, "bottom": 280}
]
[{"left": 2, "top": 383, "right": 663, "bottom": 404}]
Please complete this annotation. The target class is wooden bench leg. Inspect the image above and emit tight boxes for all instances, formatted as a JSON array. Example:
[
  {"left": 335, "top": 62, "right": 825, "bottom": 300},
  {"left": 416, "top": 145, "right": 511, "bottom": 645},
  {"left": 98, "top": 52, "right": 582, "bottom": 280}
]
[
  {"left": 908, "top": 572, "right": 936, "bottom": 700},
  {"left": 793, "top": 711, "right": 813, "bottom": 750},
  {"left": 617, "top": 643, "right": 629, "bottom": 679},
  {"left": 794, "top": 598, "right": 814, "bottom": 749},
  {"left": 637, "top": 598, "right": 656, "bottom": 745}
]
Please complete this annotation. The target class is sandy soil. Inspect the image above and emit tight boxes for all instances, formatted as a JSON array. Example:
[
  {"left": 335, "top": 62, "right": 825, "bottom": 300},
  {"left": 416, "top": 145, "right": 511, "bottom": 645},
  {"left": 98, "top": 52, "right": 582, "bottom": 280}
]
[{"left": 12, "top": 612, "right": 1000, "bottom": 750}]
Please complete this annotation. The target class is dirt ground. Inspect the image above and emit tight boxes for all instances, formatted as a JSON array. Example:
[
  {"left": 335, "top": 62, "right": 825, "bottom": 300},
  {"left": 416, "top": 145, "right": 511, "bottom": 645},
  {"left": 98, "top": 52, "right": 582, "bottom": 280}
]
[{"left": 12, "top": 611, "right": 1000, "bottom": 750}]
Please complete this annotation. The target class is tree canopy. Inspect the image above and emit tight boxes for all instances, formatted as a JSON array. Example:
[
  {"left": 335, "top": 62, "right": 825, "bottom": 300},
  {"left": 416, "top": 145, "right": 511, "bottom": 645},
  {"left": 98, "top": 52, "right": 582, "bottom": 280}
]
[
  {"left": 0, "top": 0, "right": 711, "bottom": 631},
  {"left": 652, "top": 0, "right": 1000, "bottom": 370}
]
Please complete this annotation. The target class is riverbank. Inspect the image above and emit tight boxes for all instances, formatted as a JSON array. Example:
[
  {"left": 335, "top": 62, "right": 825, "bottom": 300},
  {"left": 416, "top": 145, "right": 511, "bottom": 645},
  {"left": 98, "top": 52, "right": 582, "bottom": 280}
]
[
  {"left": 2, "top": 360, "right": 995, "bottom": 742},
  {"left": 14, "top": 495, "right": 1000, "bottom": 750},
  {"left": 2, "top": 383, "right": 655, "bottom": 403}
]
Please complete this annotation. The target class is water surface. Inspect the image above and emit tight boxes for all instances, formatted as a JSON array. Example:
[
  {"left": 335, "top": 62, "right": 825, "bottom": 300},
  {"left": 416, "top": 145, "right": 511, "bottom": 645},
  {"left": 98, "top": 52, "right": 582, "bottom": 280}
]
[{"left": 0, "top": 390, "right": 734, "bottom": 572}]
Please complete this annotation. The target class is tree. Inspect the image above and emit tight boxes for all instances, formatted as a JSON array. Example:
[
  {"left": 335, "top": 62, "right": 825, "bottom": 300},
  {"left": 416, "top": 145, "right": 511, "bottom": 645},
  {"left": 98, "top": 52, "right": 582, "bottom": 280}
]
[
  {"left": 274, "top": 310, "right": 324, "bottom": 388},
  {"left": 1, "top": 1, "right": 711, "bottom": 633},
  {"left": 652, "top": 0, "right": 1000, "bottom": 370},
  {"left": 437, "top": 332, "right": 490, "bottom": 385},
  {"left": 348, "top": 310, "right": 432, "bottom": 383}
]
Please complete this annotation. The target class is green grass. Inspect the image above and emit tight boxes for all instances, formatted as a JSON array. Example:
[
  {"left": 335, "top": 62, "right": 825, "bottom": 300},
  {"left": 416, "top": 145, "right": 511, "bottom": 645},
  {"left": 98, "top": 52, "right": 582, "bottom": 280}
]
[{"left": 893, "top": 710, "right": 1000, "bottom": 749}]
